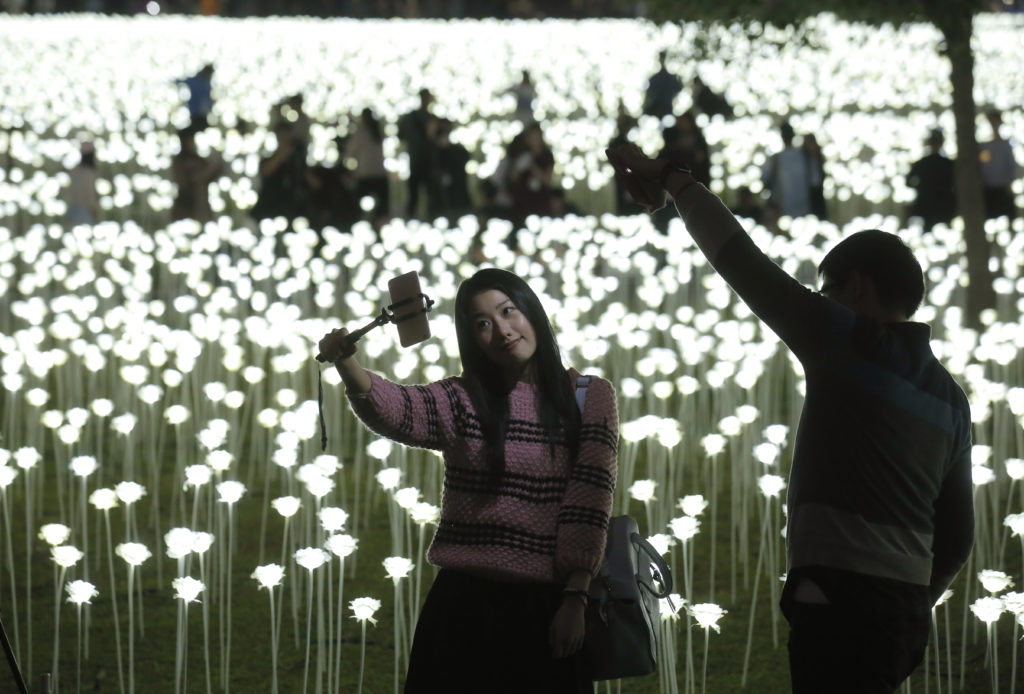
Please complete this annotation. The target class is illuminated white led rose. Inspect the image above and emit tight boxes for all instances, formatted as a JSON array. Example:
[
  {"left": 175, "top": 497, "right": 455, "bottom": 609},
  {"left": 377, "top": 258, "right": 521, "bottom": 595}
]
[
  {"left": 660, "top": 594, "right": 684, "bottom": 620},
  {"left": 115, "top": 542, "right": 152, "bottom": 566},
  {"left": 375, "top": 467, "right": 402, "bottom": 491},
  {"left": 217, "top": 480, "right": 245, "bottom": 504},
  {"left": 52, "top": 545, "right": 84, "bottom": 568},
  {"left": 173, "top": 576, "right": 205, "bottom": 603},
  {"left": 678, "top": 495, "right": 708, "bottom": 517},
  {"left": 394, "top": 487, "right": 420, "bottom": 510},
  {"left": 410, "top": 502, "right": 440, "bottom": 526},
  {"left": 252, "top": 563, "right": 285, "bottom": 590},
  {"left": 669, "top": 515, "right": 700, "bottom": 542},
  {"left": 688, "top": 602, "right": 727, "bottom": 632},
  {"left": 383, "top": 556, "right": 414, "bottom": 583},
  {"left": 701, "top": 434, "right": 726, "bottom": 457},
  {"left": 65, "top": 579, "right": 98, "bottom": 605},
  {"left": 367, "top": 439, "right": 393, "bottom": 461},
  {"left": 758, "top": 474, "right": 786, "bottom": 499},
  {"left": 294, "top": 547, "right": 329, "bottom": 571},
  {"left": 115, "top": 481, "right": 146, "bottom": 505},
  {"left": 970, "top": 596, "right": 1004, "bottom": 625},
  {"left": 39, "top": 523, "right": 72, "bottom": 546},
  {"left": 89, "top": 488, "right": 119, "bottom": 510},
  {"left": 978, "top": 570, "right": 1014, "bottom": 595},
  {"left": 629, "top": 479, "right": 657, "bottom": 503},
  {"left": 318, "top": 507, "right": 348, "bottom": 533},
  {"left": 271, "top": 496, "right": 301, "bottom": 518},
  {"left": 326, "top": 533, "right": 358, "bottom": 559},
  {"left": 350, "top": 597, "right": 381, "bottom": 624},
  {"left": 164, "top": 527, "right": 196, "bottom": 560}
]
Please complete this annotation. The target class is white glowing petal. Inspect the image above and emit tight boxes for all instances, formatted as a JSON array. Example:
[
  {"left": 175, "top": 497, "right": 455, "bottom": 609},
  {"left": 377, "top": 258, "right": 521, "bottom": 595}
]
[
  {"left": 217, "top": 480, "right": 245, "bottom": 504},
  {"left": 689, "top": 602, "right": 727, "bottom": 632},
  {"left": 394, "top": 487, "right": 421, "bottom": 509},
  {"left": 383, "top": 556, "right": 414, "bottom": 581},
  {"left": 972, "top": 445, "right": 993, "bottom": 466},
  {"left": 39, "top": 523, "right": 72, "bottom": 546},
  {"left": 173, "top": 576, "right": 205, "bottom": 603},
  {"left": 970, "top": 596, "right": 1005, "bottom": 625},
  {"left": 350, "top": 596, "right": 381, "bottom": 624},
  {"left": 89, "top": 487, "right": 118, "bottom": 510},
  {"left": 184, "top": 464, "right": 212, "bottom": 488},
  {"left": 164, "top": 527, "right": 196, "bottom": 559},
  {"left": 1004, "top": 513, "right": 1024, "bottom": 537},
  {"left": 669, "top": 515, "right": 701, "bottom": 542},
  {"left": 111, "top": 413, "right": 137, "bottom": 435},
  {"left": 191, "top": 532, "right": 214, "bottom": 554},
  {"left": 701, "top": 434, "right": 726, "bottom": 457},
  {"left": 365, "top": 437, "right": 395, "bottom": 462},
  {"left": 678, "top": 495, "right": 708, "bottom": 517},
  {"left": 294, "top": 547, "right": 329, "bottom": 571},
  {"left": 934, "top": 589, "right": 954, "bottom": 607},
  {"left": 0, "top": 466, "right": 17, "bottom": 488},
  {"left": 1002, "top": 591, "right": 1024, "bottom": 616},
  {"left": 69, "top": 455, "right": 98, "bottom": 478},
  {"left": 1005, "top": 458, "right": 1024, "bottom": 481},
  {"left": 319, "top": 507, "right": 349, "bottom": 533},
  {"left": 115, "top": 481, "right": 146, "bottom": 505},
  {"left": 410, "top": 502, "right": 440, "bottom": 526},
  {"left": 272, "top": 496, "right": 301, "bottom": 518},
  {"left": 51, "top": 545, "right": 84, "bottom": 568},
  {"left": 753, "top": 442, "right": 780, "bottom": 466},
  {"left": 978, "top": 570, "right": 1014, "bottom": 594},
  {"left": 376, "top": 467, "right": 402, "bottom": 491},
  {"left": 659, "top": 593, "right": 685, "bottom": 620},
  {"left": 763, "top": 424, "right": 789, "bottom": 445},
  {"left": 206, "top": 450, "right": 234, "bottom": 472},
  {"left": 65, "top": 579, "right": 98, "bottom": 605},
  {"left": 646, "top": 534, "right": 674, "bottom": 555},
  {"left": 972, "top": 465, "right": 995, "bottom": 486},
  {"left": 252, "top": 563, "right": 285, "bottom": 589},
  {"left": 758, "top": 474, "right": 786, "bottom": 498},
  {"left": 115, "top": 542, "right": 152, "bottom": 566},
  {"left": 326, "top": 533, "right": 358, "bottom": 559},
  {"left": 164, "top": 405, "right": 190, "bottom": 425},
  {"left": 629, "top": 479, "right": 657, "bottom": 502},
  {"left": 304, "top": 474, "right": 334, "bottom": 499}
]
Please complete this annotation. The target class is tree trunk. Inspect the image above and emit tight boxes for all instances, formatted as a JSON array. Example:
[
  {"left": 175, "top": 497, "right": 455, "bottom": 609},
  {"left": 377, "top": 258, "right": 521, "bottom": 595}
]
[{"left": 938, "top": 9, "right": 996, "bottom": 329}]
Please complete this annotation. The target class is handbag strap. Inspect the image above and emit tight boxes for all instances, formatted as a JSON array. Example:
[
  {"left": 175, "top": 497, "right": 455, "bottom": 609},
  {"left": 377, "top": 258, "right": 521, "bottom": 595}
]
[{"left": 631, "top": 531, "right": 674, "bottom": 598}]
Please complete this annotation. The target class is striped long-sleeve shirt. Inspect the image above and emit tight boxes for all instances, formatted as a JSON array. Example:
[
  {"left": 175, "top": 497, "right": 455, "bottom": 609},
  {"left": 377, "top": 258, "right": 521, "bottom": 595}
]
[{"left": 347, "top": 368, "right": 618, "bottom": 583}]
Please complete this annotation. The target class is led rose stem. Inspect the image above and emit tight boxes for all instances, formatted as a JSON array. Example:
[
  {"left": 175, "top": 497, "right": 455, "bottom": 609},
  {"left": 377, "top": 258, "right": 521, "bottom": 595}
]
[
  {"left": 1, "top": 465, "right": 22, "bottom": 664},
  {"left": 742, "top": 473, "right": 786, "bottom": 686},
  {"left": 689, "top": 602, "right": 727, "bottom": 694},
  {"left": 191, "top": 532, "right": 215, "bottom": 694},
  {"left": 294, "top": 547, "right": 329, "bottom": 694},
  {"left": 1001, "top": 591, "right": 1024, "bottom": 694},
  {"left": 217, "top": 480, "right": 245, "bottom": 693},
  {"left": 271, "top": 495, "right": 301, "bottom": 649},
  {"left": 318, "top": 506, "right": 347, "bottom": 694},
  {"left": 115, "top": 542, "right": 151, "bottom": 694},
  {"left": 172, "top": 576, "right": 205, "bottom": 694},
  {"left": 252, "top": 563, "right": 286, "bottom": 694},
  {"left": 66, "top": 579, "right": 98, "bottom": 694},
  {"left": 326, "top": 533, "right": 357, "bottom": 694},
  {"left": 50, "top": 544, "right": 84, "bottom": 693},
  {"left": 970, "top": 595, "right": 1005, "bottom": 694},
  {"left": 16, "top": 446, "right": 41, "bottom": 677},
  {"left": 350, "top": 597, "right": 381, "bottom": 694},
  {"left": 383, "top": 556, "right": 414, "bottom": 694},
  {"left": 658, "top": 593, "right": 684, "bottom": 694},
  {"left": 89, "top": 487, "right": 126, "bottom": 694}
]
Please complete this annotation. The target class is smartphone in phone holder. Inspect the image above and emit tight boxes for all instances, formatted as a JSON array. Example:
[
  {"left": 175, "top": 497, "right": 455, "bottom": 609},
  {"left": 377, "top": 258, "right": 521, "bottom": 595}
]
[{"left": 315, "top": 271, "right": 434, "bottom": 450}]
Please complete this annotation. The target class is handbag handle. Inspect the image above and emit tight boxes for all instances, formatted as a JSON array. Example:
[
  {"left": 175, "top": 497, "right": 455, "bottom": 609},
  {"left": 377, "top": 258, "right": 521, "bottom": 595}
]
[{"left": 631, "top": 532, "right": 673, "bottom": 598}]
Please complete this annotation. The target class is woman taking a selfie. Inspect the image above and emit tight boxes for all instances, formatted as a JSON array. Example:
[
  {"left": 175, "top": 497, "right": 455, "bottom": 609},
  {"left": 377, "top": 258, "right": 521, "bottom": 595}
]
[{"left": 318, "top": 268, "right": 618, "bottom": 693}]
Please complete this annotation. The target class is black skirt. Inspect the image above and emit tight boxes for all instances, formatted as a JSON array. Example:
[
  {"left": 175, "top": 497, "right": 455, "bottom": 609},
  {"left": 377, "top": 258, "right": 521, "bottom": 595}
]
[{"left": 404, "top": 569, "right": 591, "bottom": 693}]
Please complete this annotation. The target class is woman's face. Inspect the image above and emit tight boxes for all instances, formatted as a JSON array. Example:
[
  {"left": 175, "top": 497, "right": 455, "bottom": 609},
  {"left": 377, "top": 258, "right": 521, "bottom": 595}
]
[{"left": 468, "top": 289, "right": 537, "bottom": 376}]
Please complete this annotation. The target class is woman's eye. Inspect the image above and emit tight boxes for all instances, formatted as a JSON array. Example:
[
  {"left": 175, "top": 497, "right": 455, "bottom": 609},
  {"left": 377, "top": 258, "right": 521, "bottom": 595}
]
[{"left": 476, "top": 320, "right": 489, "bottom": 330}]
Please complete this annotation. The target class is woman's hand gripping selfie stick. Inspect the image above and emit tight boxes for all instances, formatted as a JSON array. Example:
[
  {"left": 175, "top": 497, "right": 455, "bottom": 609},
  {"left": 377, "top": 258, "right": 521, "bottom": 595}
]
[{"left": 315, "top": 271, "right": 435, "bottom": 450}]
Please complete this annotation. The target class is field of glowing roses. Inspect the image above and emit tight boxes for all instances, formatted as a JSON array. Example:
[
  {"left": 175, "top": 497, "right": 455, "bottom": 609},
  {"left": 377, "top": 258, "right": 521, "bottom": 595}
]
[{"left": 1, "top": 11, "right": 1024, "bottom": 694}]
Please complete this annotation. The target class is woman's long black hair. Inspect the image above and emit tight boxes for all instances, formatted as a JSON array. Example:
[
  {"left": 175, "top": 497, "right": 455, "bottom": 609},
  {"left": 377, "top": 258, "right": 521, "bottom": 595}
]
[{"left": 454, "top": 268, "right": 581, "bottom": 477}]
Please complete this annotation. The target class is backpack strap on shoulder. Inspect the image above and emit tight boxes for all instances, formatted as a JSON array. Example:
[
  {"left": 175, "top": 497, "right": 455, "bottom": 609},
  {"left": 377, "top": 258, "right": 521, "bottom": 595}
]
[{"left": 575, "top": 375, "right": 591, "bottom": 415}]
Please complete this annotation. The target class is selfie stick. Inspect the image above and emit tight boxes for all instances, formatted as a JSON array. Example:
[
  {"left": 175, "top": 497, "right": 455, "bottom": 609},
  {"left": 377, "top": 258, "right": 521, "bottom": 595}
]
[
  {"left": 314, "top": 292, "right": 435, "bottom": 363},
  {"left": 0, "top": 610, "right": 29, "bottom": 694}
]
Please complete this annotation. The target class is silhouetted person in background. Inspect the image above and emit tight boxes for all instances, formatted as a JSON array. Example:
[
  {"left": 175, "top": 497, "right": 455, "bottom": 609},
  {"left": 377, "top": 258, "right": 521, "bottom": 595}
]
[
  {"left": 344, "top": 107, "right": 390, "bottom": 225},
  {"left": 802, "top": 132, "right": 827, "bottom": 220},
  {"left": 643, "top": 50, "right": 682, "bottom": 119},
  {"left": 979, "top": 109, "right": 1018, "bottom": 220},
  {"left": 171, "top": 127, "right": 223, "bottom": 224},
  {"left": 177, "top": 63, "right": 214, "bottom": 130},
  {"left": 398, "top": 88, "right": 440, "bottom": 219},
  {"left": 435, "top": 120, "right": 472, "bottom": 220},
  {"left": 252, "top": 121, "right": 311, "bottom": 225},
  {"left": 906, "top": 128, "right": 956, "bottom": 231},
  {"left": 63, "top": 141, "right": 100, "bottom": 228},
  {"left": 608, "top": 109, "right": 643, "bottom": 215},
  {"left": 692, "top": 75, "right": 732, "bottom": 119},
  {"left": 509, "top": 69, "right": 536, "bottom": 123},
  {"left": 762, "top": 121, "right": 821, "bottom": 221},
  {"left": 653, "top": 112, "right": 709, "bottom": 232},
  {"left": 508, "top": 121, "right": 556, "bottom": 227},
  {"left": 271, "top": 93, "right": 312, "bottom": 155}
]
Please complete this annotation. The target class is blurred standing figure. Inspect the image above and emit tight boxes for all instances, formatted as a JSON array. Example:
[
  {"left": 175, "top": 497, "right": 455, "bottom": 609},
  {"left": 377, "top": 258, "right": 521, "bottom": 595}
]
[
  {"left": 344, "top": 107, "right": 390, "bottom": 223},
  {"left": 171, "top": 127, "right": 223, "bottom": 224},
  {"left": 63, "top": 141, "right": 100, "bottom": 228},
  {"left": 398, "top": 88, "right": 440, "bottom": 219},
  {"left": 643, "top": 50, "right": 682, "bottom": 119},
  {"left": 608, "top": 109, "right": 642, "bottom": 215},
  {"left": 508, "top": 121, "right": 557, "bottom": 226},
  {"left": 979, "top": 109, "right": 1018, "bottom": 220},
  {"left": 177, "top": 63, "right": 215, "bottom": 130},
  {"left": 906, "top": 128, "right": 956, "bottom": 231},
  {"left": 435, "top": 120, "right": 472, "bottom": 220},
  {"left": 252, "top": 121, "right": 312, "bottom": 224},
  {"left": 509, "top": 70, "right": 536, "bottom": 123},
  {"left": 692, "top": 75, "right": 733, "bottom": 119},
  {"left": 762, "top": 121, "right": 821, "bottom": 220},
  {"left": 802, "top": 132, "right": 827, "bottom": 220}
]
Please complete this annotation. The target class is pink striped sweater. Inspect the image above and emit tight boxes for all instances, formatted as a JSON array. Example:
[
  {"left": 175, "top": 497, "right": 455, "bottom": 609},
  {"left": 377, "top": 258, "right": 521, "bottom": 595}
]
[{"left": 347, "top": 368, "right": 618, "bottom": 583}]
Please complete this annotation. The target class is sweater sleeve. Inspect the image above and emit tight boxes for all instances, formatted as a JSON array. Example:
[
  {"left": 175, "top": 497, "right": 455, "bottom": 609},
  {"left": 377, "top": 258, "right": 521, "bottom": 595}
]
[
  {"left": 345, "top": 371, "right": 456, "bottom": 451},
  {"left": 555, "top": 376, "right": 618, "bottom": 579}
]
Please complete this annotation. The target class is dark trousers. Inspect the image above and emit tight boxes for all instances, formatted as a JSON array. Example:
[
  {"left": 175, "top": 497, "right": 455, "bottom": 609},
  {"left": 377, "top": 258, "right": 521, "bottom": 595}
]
[
  {"left": 782, "top": 567, "right": 931, "bottom": 694},
  {"left": 405, "top": 569, "right": 590, "bottom": 694}
]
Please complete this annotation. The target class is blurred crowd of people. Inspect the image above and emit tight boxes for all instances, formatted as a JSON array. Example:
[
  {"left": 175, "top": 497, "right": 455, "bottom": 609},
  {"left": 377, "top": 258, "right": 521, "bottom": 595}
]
[{"left": 62, "top": 54, "right": 1019, "bottom": 251}]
